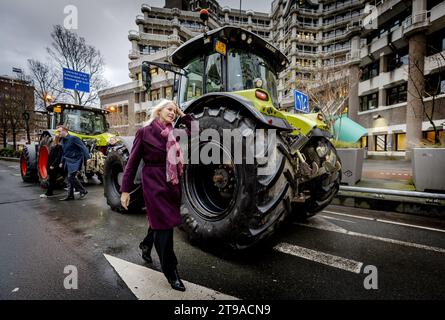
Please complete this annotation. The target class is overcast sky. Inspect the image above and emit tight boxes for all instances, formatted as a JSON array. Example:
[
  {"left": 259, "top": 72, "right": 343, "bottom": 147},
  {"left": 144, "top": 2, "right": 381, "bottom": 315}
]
[{"left": 0, "top": 0, "right": 273, "bottom": 87}]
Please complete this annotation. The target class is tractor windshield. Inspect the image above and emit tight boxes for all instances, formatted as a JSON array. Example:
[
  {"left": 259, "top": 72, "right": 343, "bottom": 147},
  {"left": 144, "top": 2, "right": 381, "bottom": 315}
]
[
  {"left": 228, "top": 50, "right": 278, "bottom": 105},
  {"left": 60, "top": 109, "right": 106, "bottom": 135}
]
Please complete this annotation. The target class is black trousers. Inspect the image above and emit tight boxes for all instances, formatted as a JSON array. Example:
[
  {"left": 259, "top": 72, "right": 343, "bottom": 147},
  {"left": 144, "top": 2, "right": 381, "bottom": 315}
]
[
  {"left": 46, "top": 169, "right": 60, "bottom": 196},
  {"left": 67, "top": 172, "right": 86, "bottom": 196},
  {"left": 142, "top": 228, "right": 178, "bottom": 280}
]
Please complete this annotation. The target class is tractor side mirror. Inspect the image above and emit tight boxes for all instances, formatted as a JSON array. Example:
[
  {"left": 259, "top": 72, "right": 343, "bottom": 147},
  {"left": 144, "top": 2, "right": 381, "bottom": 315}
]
[{"left": 141, "top": 63, "right": 152, "bottom": 94}]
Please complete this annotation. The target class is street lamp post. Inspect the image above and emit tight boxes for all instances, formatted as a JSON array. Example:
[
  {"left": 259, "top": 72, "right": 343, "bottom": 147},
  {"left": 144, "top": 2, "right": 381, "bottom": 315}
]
[
  {"left": 44, "top": 93, "right": 53, "bottom": 128},
  {"left": 22, "top": 111, "right": 30, "bottom": 145}
]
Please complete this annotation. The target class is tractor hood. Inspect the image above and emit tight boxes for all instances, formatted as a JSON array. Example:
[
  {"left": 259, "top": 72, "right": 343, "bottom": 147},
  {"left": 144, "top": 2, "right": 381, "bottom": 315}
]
[{"left": 170, "top": 26, "right": 289, "bottom": 74}]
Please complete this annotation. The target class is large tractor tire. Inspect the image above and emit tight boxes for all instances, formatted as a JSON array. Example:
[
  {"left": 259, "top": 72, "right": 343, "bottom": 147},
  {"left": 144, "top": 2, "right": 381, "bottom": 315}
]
[
  {"left": 104, "top": 145, "right": 144, "bottom": 214},
  {"left": 37, "top": 134, "right": 53, "bottom": 189},
  {"left": 20, "top": 143, "right": 38, "bottom": 182},
  {"left": 181, "top": 107, "right": 295, "bottom": 249},
  {"left": 292, "top": 137, "right": 341, "bottom": 220}
]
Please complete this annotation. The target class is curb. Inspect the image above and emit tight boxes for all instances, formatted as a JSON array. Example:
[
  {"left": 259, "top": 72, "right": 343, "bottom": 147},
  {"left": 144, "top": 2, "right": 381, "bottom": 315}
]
[{"left": 0, "top": 157, "right": 20, "bottom": 163}]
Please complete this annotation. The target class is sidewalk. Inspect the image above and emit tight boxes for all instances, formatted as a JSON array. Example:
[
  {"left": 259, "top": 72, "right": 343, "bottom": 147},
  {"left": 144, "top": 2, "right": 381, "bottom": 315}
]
[{"left": 335, "top": 158, "right": 445, "bottom": 217}]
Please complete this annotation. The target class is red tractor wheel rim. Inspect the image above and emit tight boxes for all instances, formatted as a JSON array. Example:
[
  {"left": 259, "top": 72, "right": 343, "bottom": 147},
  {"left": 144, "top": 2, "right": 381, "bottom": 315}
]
[
  {"left": 38, "top": 146, "right": 49, "bottom": 180},
  {"left": 21, "top": 157, "right": 27, "bottom": 176}
]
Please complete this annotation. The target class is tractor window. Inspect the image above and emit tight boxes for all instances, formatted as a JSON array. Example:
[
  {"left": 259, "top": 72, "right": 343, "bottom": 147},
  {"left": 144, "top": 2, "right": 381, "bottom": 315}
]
[
  {"left": 205, "top": 53, "right": 223, "bottom": 93},
  {"left": 228, "top": 50, "right": 278, "bottom": 104},
  {"left": 62, "top": 109, "right": 106, "bottom": 135},
  {"left": 180, "top": 56, "right": 204, "bottom": 104}
]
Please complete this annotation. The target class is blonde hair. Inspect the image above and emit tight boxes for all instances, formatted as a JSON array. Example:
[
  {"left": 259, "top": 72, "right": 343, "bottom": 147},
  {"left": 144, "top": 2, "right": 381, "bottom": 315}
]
[{"left": 144, "top": 99, "right": 177, "bottom": 127}]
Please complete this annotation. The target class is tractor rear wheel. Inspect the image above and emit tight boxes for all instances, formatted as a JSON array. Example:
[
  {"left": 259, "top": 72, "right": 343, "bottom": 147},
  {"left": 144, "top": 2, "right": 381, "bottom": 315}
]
[
  {"left": 104, "top": 145, "right": 144, "bottom": 213},
  {"left": 20, "top": 144, "right": 38, "bottom": 182},
  {"left": 181, "top": 107, "right": 295, "bottom": 249},
  {"left": 37, "top": 135, "right": 53, "bottom": 188}
]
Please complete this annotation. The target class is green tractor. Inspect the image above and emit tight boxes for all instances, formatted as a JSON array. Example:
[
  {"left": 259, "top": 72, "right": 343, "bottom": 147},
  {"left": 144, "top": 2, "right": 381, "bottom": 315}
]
[
  {"left": 20, "top": 103, "right": 115, "bottom": 187},
  {"left": 103, "top": 26, "right": 342, "bottom": 249}
]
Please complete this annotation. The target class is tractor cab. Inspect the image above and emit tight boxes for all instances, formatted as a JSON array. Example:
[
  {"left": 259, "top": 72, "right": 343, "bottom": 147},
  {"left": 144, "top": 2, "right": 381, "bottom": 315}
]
[
  {"left": 170, "top": 26, "right": 288, "bottom": 108},
  {"left": 47, "top": 103, "right": 109, "bottom": 136}
]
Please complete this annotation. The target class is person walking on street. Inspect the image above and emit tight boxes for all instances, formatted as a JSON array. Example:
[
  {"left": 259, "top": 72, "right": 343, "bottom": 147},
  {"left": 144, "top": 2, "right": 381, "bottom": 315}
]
[
  {"left": 40, "top": 135, "right": 63, "bottom": 198},
  {"left": 120, "top": 99, "right": 193, "bottom": 292},
  {"left": 57, "top": 125, "right": 90, "bottom": 201}
]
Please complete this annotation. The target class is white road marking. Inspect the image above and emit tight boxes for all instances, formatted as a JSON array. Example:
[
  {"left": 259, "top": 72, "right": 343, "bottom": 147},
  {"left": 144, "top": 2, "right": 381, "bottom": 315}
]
[
  {"left": 296, "top": 218, "right": 445, "bottom": 254},
  {"left": 323, "top": 210, "right": 445, "bottom": 233},
  {"left": 323, "top": 211, "right": 374, "bottom": 221},
  {"left": 273, "top": 243, "right": 363, "bottom": 274},
  {"left": 11, "top": 288, "right": 19, "bottom": 293},
  {"left": 8, "top": 165, "right": 19, "bottom": 169},
  {"left": 319, "top": 215, "right": 355, "bottom": 224},
  {"left": 104, "top": 254, "right": 238, "bottom": 300}
]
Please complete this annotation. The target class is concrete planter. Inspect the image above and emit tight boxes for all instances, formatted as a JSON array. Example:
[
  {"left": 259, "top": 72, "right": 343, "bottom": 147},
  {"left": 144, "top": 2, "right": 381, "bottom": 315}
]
[
  {"left": 412, "top": 148, "right": 445, "bottom": 192},
  {"left": 336, "top": 148, "right": 365, "bottom": 186}
]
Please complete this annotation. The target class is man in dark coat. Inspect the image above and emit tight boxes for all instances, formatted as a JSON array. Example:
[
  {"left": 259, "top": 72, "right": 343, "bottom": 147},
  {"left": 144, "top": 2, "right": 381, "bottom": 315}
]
[{"left": 56, "top": 125, "right": 90, "bottom": 201}]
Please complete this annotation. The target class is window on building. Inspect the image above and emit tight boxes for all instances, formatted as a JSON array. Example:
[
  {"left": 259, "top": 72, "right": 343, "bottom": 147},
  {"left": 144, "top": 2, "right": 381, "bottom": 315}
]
[
  {"left": 164, "top": 86, "right": 173, "bottom": 100},
  {"left": 427, "top": 30, "right": 445, "bottom": 55},
  {"left": 361, "top": 136, "right": 368, "bottom": 149},
  {"left": 150, "top": 89, "right": 160, "bottom": 101},
  {"left": 423, "top": 130, "right": 444, "bottom": 143},
  {"left": 387, "top": 47, "right": 409, "bottom": 72},
  {"left": 386, "top": 83, "right": 407, "bottom": 105},
  {"left": 375, "top": 134, "right": 387, "bottom": 151},
  {"left": 425, "top": 71, "right": 445, "bottom": 96},
  {"left": 395, "top": 133, "right": 406, "bottom": 151},
  {"left": 361, "top": 60, "right": 380, "bottom": 81},
  {"left": 359, "top": 92, "right": 378, "bottom": 111},
  {"left": 150, "top": 68, "right": 158, "bottom": 76}
]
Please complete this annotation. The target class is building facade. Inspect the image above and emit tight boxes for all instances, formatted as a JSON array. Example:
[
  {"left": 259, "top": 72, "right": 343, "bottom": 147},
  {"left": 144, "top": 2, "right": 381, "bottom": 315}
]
[
  {"left": 99, "top": 0, "right": 445, "bottom": 158},
  {"left": 0, "top": 75, "right": 43, "bottom": 148},
  {"left": 350, "top": 0, "right": 445, "bottom": 158},
  {"left": 99, "top": 0, "right": 274, "bottom": 135}
]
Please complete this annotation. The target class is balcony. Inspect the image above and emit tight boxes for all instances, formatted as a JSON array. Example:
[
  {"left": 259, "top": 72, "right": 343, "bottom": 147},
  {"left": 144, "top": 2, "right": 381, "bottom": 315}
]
[
  {"left": 430, "top": 1, "right": 445, "bottom": 23},
  {"left": 128, "top": 50, "right": 140, "bottom": 60},
  {"left": 425, "top": 50, "right": 445, "bottom": 75},
  {"left": 323, "top": 0, "right": 364, "bottom": 16},
  {"left": 128, "top": 30, "right": 140, "bottom": 41},
  {"left": 402, "top": 11, "right": 430, "bottom": 37},
  {"left": 358, "top": 65, "right": 407, "bottom": 95}
]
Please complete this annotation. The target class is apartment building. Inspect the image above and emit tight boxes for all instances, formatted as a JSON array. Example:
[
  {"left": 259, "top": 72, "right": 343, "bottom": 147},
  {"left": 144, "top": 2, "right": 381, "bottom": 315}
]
[
  {"left": 99, "top": 0, "right": 274, "bottom": 135},
  {"left": 270, "top": 0, "right": 369, "bottom": 109},
  {"left": 350, "top": 0, "right": 445, "bottom": 158},
  {"left": 0, "top": 75, "right": 44, "bottom": 147}
]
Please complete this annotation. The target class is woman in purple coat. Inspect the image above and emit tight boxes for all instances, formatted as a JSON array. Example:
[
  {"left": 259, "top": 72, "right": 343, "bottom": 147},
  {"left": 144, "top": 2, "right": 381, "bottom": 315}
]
[{"left": 120, "top": 99, "right": 192, "bottom": 292}]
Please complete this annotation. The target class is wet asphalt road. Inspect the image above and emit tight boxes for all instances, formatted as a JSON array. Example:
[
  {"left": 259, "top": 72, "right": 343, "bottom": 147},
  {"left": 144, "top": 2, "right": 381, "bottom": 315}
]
[{"left": 0, "top": 159, "right": 444, "bottom": 300}]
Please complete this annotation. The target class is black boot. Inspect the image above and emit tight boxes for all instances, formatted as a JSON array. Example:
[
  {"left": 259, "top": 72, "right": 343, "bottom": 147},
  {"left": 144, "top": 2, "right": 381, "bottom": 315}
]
[
  {"left": 59, "top": 195, "right": 74, "bottom": 201},
  {"left": 168, "top": 269, "right": 186, "bottom": 292},
  {"left": 139, "top": 242, "right": 153, "bottom": 264}
]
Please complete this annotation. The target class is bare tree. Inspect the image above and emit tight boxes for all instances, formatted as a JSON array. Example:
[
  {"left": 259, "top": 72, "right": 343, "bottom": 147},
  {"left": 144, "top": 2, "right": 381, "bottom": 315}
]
[
  {"left": 296, "top": 66, "right": 349, "bottom": 131},
  {"left": 28, "top": 59, "right": 62, "bottom": 112},
  {"left": 47, "top": 25, "right": 109, "bottom": 106}
]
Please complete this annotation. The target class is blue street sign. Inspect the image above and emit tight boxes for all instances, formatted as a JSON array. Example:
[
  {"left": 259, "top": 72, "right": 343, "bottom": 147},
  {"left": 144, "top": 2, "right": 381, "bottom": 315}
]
[
  {"left": 63, "top": 68, "right": 90, "bottom": 93},
  {"left": 294, "top": 90, "right": 309, "bottom": 113}
]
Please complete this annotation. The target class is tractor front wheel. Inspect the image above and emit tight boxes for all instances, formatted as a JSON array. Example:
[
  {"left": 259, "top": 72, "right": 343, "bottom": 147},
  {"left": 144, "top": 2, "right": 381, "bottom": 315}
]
[{"left": 104, "top": 146, "right": 144, "bottom": 213}]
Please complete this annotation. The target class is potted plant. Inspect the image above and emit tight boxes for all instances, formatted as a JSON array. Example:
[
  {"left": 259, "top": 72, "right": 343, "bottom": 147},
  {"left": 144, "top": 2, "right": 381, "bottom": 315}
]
[
  {"left": 333, "top": 140, "right": 365, "bottom": 186},
  {"left": 412, "top": 139, "right": 445, "bottom": 192}
]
